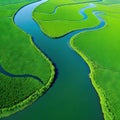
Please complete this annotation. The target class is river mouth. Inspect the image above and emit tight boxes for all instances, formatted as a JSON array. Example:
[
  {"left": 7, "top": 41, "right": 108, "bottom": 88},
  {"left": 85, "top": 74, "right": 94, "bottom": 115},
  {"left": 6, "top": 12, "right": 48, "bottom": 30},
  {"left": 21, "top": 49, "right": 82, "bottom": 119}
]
[{"left": 4, "top": 0, "right": 104, "bottom": 120}]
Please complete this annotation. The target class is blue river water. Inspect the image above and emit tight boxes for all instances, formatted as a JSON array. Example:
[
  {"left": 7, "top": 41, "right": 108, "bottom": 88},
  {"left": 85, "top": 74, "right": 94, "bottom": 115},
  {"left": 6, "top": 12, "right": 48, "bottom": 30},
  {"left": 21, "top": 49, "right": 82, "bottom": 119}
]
[{"left": 4, "top": 0, "right": 105, "bottom": 120}]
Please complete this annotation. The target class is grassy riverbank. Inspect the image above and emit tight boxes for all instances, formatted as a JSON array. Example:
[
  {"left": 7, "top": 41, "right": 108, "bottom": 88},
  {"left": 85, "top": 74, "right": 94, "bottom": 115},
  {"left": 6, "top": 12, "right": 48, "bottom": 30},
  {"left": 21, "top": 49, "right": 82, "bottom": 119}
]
[
  {"left": 33, "top": 0, "right": 99, "bottom": 13},
  {"left": 0, "top": 0, "right": 55, "bottom": 118},
  {"left": 70, "top": 4, "right": 120, "bottom": 120},
  {"left": 34, "top": 0, "right": 120, "bottom": 120}
]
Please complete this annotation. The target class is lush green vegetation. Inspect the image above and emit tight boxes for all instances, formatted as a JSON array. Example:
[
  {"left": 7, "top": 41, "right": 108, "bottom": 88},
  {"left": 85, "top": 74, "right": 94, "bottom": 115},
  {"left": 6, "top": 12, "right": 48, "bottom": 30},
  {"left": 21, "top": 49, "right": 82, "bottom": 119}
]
[
  {"left": 33, "top": 2, "right": 100, "bottom": 37},
  {"left": 0, "top": 0, "right": 37, "bottom": 5},
  {"left": 103, "top": 0, "right": 120, "bottom": 4},
  {"left": 0, "top": 0, "right": 55, "bottom": 118},
  {"left": 34, "top": 0, "right": 99, "bottom": 13},
  {"left": 34, "top": 0, "right": 120, "bottom": 120}
]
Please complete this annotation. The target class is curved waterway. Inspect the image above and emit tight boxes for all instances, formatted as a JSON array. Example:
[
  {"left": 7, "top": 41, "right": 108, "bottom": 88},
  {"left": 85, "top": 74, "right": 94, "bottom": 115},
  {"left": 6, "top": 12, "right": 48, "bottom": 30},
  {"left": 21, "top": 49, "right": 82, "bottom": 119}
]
[
  {"left": 0, "top": 65, "right": 44, "bottom": 84},
  {"left": 5, "top": 0, "right": 105, "bottom": 120}
]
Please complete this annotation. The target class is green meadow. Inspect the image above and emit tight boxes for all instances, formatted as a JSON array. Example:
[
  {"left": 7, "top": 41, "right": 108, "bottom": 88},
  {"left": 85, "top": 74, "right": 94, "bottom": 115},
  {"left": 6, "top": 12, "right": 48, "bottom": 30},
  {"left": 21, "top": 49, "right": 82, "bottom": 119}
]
[
  {"left": 0, "top": 0, "right": 37, "bottom": 5},
  {"left": 33, "top": 1, "right": 100, "bottom": 37},
  {"left": 33, "top": 0, "right": 120, "bottom": 120},
  {"left": 103, "top": 0, "right": 120, "bottom": 4},
  {"left": 0, "top": 0, "right": 55, "bottom": 118}
]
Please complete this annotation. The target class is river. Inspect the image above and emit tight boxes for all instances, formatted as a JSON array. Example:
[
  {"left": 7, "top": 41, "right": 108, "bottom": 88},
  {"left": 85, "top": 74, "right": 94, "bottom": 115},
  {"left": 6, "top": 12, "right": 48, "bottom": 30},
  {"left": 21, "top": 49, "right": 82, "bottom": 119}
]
[{"left": 4, "top": 0, "right": 104, "bottom": 120}]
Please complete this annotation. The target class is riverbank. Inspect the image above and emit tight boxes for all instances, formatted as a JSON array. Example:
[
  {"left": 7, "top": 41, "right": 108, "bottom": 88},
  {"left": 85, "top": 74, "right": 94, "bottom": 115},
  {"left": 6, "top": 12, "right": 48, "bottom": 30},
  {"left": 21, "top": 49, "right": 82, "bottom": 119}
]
[
  {"left": 0, "top": 0, "right": 55, "bottom": 118},
  {"left": 70, "top": 4, "right": 120, "bottom": 119},
  {"left": 70, "top": 35, "right": 114, "bottom": 120},
  {"left": 33, "top": 1, "right": 120, "bottom": 119},
  {"left": 33, "top": 2, "right": 100, "bottom": 38}
]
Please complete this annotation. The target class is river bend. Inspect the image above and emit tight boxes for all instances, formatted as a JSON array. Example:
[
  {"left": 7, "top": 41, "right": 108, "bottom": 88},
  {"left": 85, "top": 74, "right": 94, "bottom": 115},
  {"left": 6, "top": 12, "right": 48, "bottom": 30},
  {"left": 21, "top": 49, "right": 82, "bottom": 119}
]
[{"left": 5, "top": 0, "right": 105, "bottom": 120}]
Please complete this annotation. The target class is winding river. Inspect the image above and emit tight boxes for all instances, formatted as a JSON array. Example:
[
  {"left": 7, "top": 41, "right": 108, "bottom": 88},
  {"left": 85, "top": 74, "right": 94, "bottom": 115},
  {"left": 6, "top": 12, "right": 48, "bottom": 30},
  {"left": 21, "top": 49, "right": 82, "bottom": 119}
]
[{"left": 4, "top": 0, "right": 105, "bottom": 120}]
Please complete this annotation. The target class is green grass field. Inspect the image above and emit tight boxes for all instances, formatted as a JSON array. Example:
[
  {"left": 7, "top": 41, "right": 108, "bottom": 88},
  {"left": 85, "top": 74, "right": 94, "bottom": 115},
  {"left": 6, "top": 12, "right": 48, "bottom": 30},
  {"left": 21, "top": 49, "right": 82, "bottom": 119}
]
[
  {"left": 0, "top": 0, "right": 37, "bottom": 5},
  {"left": 103, "top": 0, "right": 120, "bottom": 4},
  {"left": 33, "top": 0, "right": 99, "bottom": 13},
  {"left": 0, "top": 0, "right": 55, "bottom": 118},
  {"left": 33, "top": 1, "right": 100, "bottom": 37},
  {"left": 33, "top": 0, "right": 120, "bottom": 120}
]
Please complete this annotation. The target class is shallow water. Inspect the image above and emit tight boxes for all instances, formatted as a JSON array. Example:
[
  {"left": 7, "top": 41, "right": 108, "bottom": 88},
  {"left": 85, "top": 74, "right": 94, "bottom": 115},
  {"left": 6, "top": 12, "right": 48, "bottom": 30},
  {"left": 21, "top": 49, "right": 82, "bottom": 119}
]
[{"left": 4, "top": 0, "right": 104, "bottom": 120}]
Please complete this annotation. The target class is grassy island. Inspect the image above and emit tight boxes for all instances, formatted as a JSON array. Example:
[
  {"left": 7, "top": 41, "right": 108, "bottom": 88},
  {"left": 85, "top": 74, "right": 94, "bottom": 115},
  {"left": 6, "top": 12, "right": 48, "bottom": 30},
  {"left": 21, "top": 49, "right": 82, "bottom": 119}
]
[{"left": 33, "top": 0, "right": 100, "bottom": 38}]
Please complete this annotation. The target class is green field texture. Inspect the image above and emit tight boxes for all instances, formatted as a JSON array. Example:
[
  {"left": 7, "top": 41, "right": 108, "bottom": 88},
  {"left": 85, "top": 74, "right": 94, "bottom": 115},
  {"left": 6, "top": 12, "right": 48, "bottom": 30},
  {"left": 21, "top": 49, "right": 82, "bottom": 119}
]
[
  {"left": 34, "top": 4, "right": 86, "bottom": 21},
  {"left": 33, "top": 1, "right": 120, "bottom": 120},
  {"left": 33, "top": 3, "right": 100, "bottom": 37},
  {"left": 33, "top": 0, "right": 120, "bottom": 38},
  {"left": 0, "top": 0, "right": 37, "bottom": 5},
  {"left": 34, "top": 0, "right": 99, "bottom": 13},
  {"left": 103, "top": 0, "right": 120, "bottom": 4},
  {"left": 0, "top": 0, "right": 55, "bottom": 118}
]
